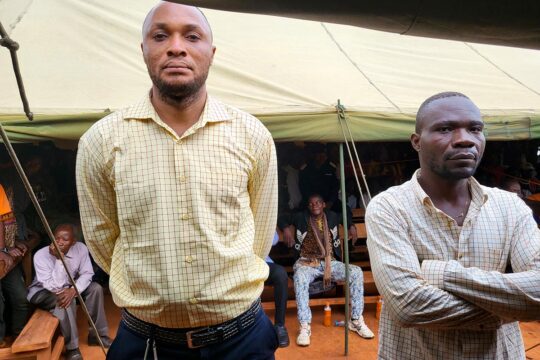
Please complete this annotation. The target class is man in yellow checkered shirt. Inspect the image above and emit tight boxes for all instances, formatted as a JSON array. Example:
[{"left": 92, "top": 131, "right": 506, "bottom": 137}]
[{"left": 76, "top": 2, "right": 278, "bottom": 359}]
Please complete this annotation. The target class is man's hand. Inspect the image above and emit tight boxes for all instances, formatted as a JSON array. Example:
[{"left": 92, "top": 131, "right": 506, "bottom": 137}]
[
  {"left": 348, "top": 225, "right": 358, "bottom": 243},
  {"left": 14, "top": 241, "right": 28, "bottom": 257},
  {"left": 282, "top": 226, "right": 295, "bottom": 248},
  {"left": 49, "top": 243, "right": 63, "bottom": 260},
  {"left": 7, "top": 246, "right": 24, "bottom": 259},
  {"left": 56, "top": 287, "right": 77, "bottom": 309}
]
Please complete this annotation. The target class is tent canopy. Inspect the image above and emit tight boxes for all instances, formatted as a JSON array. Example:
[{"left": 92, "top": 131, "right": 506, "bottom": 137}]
[
  {"left": 1, "top": 0, "right": 540, "bottom": 143},
  {"left": 178, "top": 0, "right": 540, "bottom": 50}
]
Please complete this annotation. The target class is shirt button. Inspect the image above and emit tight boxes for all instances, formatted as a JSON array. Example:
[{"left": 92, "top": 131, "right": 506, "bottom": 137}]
[
  {"left": 182, "top": 213, "right": 190, "bottom": 220},
  {"left": 189, "top": 298, "right": 198, "bottom": 304},
  {"left": 176, "top": 139, "right": 183, "bottom": 145},
  {"left": 458, "top": 253, "right": 463, "bottom": 259},
  {"left": 179, "top": 175, "right": 187, "bottom": 183},
  {"left": 186, "top": 256, "right": 193, "bottom": 263}
]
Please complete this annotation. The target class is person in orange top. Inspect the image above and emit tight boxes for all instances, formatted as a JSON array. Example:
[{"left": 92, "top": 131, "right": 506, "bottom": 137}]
[
  {"left": 0, "top": 183, "right": 29, "bottom": 347},
  {"left": 0, "top": 185, "right": 11, "bottom": 222}
]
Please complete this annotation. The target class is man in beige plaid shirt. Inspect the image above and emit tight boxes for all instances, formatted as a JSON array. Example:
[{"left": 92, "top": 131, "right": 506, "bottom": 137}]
[
  {"left": 76, "top": 2, "right": 278, "bottom": 359},
  {"left": 366, "top": 91, "right": 540, "bottom": 359}
]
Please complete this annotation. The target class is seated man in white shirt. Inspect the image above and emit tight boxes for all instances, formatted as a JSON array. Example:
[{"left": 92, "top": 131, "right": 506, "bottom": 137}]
[{"left": 27, "top": 224, "right": 111, "bottom": 360}]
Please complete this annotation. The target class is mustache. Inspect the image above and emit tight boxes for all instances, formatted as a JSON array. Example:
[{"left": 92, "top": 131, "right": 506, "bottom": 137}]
[
  {"left": 162, "top": 60, "right": 193, "bottom": 70},
  {"left": 445, "top": 150, "right": 478, "bottom": 160}
]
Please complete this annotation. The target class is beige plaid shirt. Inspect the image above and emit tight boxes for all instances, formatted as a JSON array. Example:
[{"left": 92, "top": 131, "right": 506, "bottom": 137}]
[
  {"left": 366, "top": 170, "right": 540, "bottom": 359},
  {"left": 76, "top": 94, "right": 277, "bottom": 328}
]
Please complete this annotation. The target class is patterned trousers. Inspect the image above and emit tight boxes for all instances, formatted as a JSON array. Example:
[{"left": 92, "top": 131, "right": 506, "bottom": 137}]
[{"left": 293, "top": 260, "right": 364, "bottom": 323}]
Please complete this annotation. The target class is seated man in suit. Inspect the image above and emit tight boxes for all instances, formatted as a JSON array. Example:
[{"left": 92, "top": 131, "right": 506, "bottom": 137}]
[
  {"left": 279, "top": 194, "right": 374, "bottom": 346},
  {"left": 27, "top": 224, "right": 112, "bottom": 360}
]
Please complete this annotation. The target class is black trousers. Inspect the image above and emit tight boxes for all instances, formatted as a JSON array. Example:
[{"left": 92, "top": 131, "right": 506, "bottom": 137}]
[
  {"left": 106, "top": 305, "right": 278, "bottom": 360},
  {"left": 0, "top": 264, "right": 29, "bottom": 341},
  {"left": 264, "top": 262, "right": 288, "bottom": 326}
]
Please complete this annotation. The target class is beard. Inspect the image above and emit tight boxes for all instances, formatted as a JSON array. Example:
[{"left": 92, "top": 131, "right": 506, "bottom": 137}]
[
  {"left": 428, "top": 158, "right": 479, "bottom": 180},
  {"left": 149, "top": 67, "right": 209, "bottom": 106}
]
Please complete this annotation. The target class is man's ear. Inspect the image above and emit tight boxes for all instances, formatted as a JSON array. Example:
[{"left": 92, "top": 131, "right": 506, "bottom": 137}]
[
  {"left": 210, "top": 46, "right": 216, "bottom": 65},
  {"left": 410, "top": 133, "right": 421, "bottom": 153}
]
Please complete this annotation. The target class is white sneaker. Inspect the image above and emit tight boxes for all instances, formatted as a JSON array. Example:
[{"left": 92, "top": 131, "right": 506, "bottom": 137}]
[
  {"left": 349, "top": 317, "right": 375, "bottom": 339},
  {"left": 296, "top": 322, "right": 311, "bottom": 346}
]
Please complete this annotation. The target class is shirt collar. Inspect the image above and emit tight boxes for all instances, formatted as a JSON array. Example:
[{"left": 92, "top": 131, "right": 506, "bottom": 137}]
[
  {"left": 122, "top": 92, "right": 233, "bottom": 127},
  {"left": 411, "top": 169, "right": 488, "bottom": 209}
]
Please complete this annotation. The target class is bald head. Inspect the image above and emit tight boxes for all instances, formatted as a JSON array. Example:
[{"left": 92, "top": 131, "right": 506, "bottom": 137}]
[
  {"left": 142, "top": 2, "right": 213, "bottom": 42},
  {"left": 54, "top": 223, "right": 76, "bottom": 237}
]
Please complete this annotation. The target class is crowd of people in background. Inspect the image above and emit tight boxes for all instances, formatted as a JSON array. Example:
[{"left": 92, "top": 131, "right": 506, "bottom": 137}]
[{"left": 0, "top": 137, "right": 539, "bottom": 357}]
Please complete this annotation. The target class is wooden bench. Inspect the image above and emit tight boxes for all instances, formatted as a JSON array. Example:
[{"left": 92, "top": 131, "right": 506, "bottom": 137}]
[
  {"left": 351, "top": 208, "right": 366, "bottom": 222},
  {"left": 339, "top": 223, "right": 367, "bottom": 240},
  {"left": 0, "top": 309, "right": 64, "bottom": 360}
]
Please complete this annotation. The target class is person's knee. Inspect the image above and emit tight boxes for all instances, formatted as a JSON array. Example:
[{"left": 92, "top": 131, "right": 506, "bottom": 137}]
[
  {"left": 53, "top": 307, "right": 68, "bottom": 321},
  {"left": 84, "top": 282, "right": 104, "bottom": 299}
]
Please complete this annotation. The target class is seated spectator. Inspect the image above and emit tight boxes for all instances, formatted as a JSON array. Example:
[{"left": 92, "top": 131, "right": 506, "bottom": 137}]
[
  {"left": 0, "top": 183, "right": 29, "bottom": 348},
  {"left": 279, "top": 194, "right": 374, "bottom": 346},
  {"left": 265, "top": 231, "right": 290, "bottom": 347},
  {"left": 500, "top": 177, "right": 524, "bottom": 198},
  {"left": 27, "top": 224, "right": 112, "bottom": 360}
]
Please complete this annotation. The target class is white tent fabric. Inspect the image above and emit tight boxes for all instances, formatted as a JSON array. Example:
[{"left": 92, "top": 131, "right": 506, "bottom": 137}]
[{"left": 1, "top": 0, "right": 539, "bottom": 142}]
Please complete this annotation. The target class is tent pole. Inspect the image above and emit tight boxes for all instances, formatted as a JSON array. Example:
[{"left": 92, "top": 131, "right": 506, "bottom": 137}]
[
  {"left": 0, "top": 21, "right": 33, "bottom": 121},
  {"left": 339, "top": 143, "right": 350, "bottom": 355}
]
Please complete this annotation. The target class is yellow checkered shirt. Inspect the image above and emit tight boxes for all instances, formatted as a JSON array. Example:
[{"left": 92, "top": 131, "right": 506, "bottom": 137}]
[
  {"left": 366, "top": 170, "right": 540, "bottom": 359},
  {"left": 76, "top": 94, "right": 278, "bottom": 328}
]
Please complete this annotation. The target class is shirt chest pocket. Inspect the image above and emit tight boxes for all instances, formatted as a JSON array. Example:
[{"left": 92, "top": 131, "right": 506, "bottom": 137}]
[
  {"left": 113, "top": 149, "right": 159, "bottom": 233},
  {"left": 198, "top": 162, "right": 247, "bottom": 204}
]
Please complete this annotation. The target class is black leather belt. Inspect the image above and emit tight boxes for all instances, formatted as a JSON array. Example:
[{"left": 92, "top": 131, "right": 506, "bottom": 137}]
[{"left": 121, "top": 299, "right": 261, "bottom": 349}]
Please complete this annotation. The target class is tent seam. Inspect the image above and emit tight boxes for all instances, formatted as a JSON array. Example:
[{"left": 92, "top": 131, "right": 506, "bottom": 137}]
[
  {"left": 4, "top": 0, "right": 34, "bottom": 35},
  {"left": 464, "top": 42, "right": 540, "bottom": 97},
  {"left": 320, "top": 23, "right": 402, "bottom": 112}
]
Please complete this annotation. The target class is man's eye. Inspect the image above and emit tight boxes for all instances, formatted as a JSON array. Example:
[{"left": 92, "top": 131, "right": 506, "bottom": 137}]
[
  {"left": 471, "top": 127, "right": 483, "bottom": 133},
  {"left": 153, "top": 33, "right": 167, "bottom": 41},
  {"left": 438, "top": 127, "right": 451, "bottom": 133},
  {"left": 186, "top": 34, "right": 201, "bottom": 41}
]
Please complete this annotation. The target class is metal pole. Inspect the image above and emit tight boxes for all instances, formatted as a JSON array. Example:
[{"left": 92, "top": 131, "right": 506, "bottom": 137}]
[
  {"left": 339, "top": 143, "right": 350, "bottom": 355},
  {"left": 0, "top": 21, "right": 33, "bottom": 121}
]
